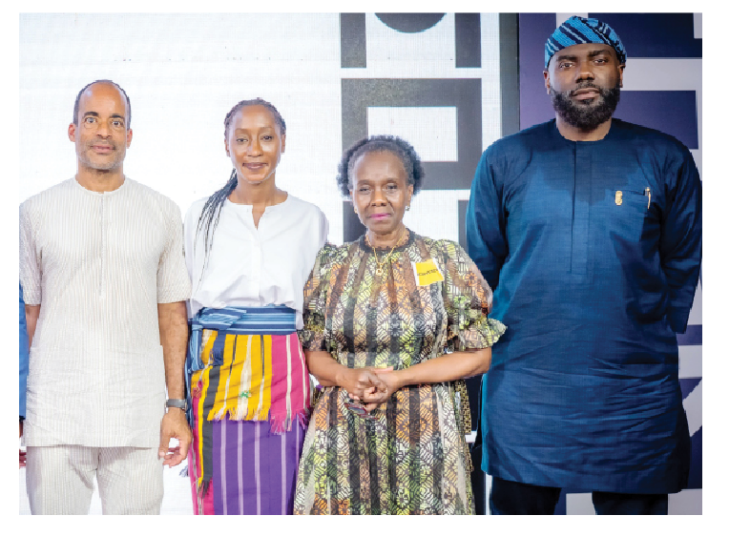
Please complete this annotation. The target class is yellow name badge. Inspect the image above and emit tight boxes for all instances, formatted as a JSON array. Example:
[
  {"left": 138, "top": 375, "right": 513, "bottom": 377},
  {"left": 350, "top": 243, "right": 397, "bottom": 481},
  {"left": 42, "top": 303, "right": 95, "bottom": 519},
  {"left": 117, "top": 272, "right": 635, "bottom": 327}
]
[{"left": 412, "top": 259, "right": 444, "bottom": 286}]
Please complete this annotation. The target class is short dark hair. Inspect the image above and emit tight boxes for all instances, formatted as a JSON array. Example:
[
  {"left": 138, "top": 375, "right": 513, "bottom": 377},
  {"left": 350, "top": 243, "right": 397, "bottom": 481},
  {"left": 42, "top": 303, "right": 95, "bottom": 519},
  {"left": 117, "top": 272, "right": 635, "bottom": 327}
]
[
  {"left": 73, "top": 80, "right": 132, "bottom": 129},
  {"left": 336, "top": 135, "right": 425, "bottom": 197}
]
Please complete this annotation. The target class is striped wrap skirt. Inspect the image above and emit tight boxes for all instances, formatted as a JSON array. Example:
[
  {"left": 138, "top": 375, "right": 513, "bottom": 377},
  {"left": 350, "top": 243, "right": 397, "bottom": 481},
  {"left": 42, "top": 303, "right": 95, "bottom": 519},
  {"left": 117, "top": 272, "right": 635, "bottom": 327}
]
[{"left": 185, "top": 306, "right": 312, "bottom": 515}]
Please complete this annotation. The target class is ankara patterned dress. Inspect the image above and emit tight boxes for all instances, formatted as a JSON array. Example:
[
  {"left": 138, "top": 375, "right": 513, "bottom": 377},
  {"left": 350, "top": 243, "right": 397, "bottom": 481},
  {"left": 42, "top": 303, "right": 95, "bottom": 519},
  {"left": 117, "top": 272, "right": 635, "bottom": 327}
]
[
  {"left": 294, "top": 233, "right": 505, "bottom": 514},
  {"left": 293, "top": 135, "right": 505, "bottom": 515}
]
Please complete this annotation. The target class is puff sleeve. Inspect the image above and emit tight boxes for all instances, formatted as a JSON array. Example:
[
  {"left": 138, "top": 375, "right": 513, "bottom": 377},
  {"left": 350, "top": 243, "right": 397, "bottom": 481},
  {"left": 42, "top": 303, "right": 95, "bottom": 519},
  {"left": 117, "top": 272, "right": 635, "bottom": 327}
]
[
  {"left": 439, "top": 240, "right": 506, "bottom": 352},
  {"left": 298, "top": 243, "right": 336, "bottom": 351}
]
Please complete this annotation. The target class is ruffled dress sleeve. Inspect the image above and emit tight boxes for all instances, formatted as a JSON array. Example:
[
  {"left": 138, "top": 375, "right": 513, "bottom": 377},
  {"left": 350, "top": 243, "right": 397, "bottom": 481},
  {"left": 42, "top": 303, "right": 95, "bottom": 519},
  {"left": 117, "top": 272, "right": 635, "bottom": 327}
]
[
  {"left": 438, "top": 240, "right": 506, "bottom": 352},
  {"left": 298, "top": 243, "right": 336, "bottom": 352}
]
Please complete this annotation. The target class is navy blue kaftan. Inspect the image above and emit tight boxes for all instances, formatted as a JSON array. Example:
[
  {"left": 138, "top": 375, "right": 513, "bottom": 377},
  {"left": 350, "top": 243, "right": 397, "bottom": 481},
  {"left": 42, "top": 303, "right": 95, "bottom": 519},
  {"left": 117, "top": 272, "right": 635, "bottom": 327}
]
[{"left": 466, "top": 119, "right": 701, "bottom": 493}]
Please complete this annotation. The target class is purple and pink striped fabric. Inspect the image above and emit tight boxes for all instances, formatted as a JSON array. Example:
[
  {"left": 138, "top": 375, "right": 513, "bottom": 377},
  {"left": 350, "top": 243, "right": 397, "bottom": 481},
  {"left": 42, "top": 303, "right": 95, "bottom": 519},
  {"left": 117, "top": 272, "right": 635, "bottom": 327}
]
[
  {"left": 188, "top": 417, "right": 306, "bottom": 515},
  {"left": 187, "top": 324, "right": 311, "bottom": 515}
]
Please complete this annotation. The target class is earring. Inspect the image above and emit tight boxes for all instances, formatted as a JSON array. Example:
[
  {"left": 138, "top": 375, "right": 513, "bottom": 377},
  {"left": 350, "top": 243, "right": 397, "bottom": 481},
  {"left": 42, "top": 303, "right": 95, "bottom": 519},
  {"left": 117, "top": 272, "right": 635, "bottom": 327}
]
[
  {"left": 406, "top": 205, "right": 411, "bottom": 211},
  {"left": 353, "top": 206, "right": 358, "bottom": 214}
]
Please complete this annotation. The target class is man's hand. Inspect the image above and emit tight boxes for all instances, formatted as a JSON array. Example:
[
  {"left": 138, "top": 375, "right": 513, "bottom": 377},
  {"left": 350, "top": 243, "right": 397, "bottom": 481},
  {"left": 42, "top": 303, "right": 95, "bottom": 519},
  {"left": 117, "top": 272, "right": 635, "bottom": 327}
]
[
  {"left": 159, "top": 408, "right": 191, "bottom": 467},
  {"left": 156, "top": 301, "right": 190, "bottom": 467}
]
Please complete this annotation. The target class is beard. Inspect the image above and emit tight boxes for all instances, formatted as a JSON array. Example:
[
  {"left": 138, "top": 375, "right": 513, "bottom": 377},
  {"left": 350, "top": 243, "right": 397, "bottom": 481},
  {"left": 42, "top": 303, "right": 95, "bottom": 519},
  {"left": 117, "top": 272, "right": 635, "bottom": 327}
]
[{"left": 550, "top": 79, "right": 621, "bottom": 131}]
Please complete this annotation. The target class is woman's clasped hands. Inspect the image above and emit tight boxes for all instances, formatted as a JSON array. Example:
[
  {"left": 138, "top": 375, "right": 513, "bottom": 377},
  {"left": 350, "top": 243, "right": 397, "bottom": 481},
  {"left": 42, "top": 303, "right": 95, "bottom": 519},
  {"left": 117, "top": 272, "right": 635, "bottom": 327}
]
[{"left": 341, "top": 366, "right": 402, "bottom": 412}]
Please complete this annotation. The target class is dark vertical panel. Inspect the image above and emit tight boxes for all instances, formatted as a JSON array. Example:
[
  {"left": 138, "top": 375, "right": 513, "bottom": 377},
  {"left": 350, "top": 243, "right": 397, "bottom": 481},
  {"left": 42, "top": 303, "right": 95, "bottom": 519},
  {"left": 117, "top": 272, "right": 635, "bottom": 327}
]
[
  {"left": 614, "top": 90, "right": 699, "bottom": 149},
  {"left": 471, "top": 444, "right": 486, "bottom": 514},
  {"left": 679, "top": 377, "right": 703, "bottom": 489},
  {"left": 458, "top": 200, "right": 468, "bottom": 251},
  {"left": 589, "top": 13, "right": 702, "bottom": 58},
  {"left": 459, "top": 201, "right": 482, "bottom": 431},
  {"left": 340, "top": 13, "right": 367, "bottom": 68},
  {"left": 687, "top": 428, "right": 703, "bottom": 489},
  {"left": 343, "top": 201, "right": 366, "bottom": 242},
  {"left": 498, "top": 13, "right": 520, "bottom": 137},
  {"left": 455, "top": 13, "right": 481, "bottom": 68},
  {"left": 518, "top": 13, "right": 556, "bottom": 130}
]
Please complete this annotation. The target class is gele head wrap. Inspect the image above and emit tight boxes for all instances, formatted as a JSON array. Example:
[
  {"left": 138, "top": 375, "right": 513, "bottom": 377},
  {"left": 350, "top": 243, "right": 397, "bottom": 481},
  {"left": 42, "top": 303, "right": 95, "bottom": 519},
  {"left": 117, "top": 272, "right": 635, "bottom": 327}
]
[{"left": 545, "top": 16, "right": 627, "bottom": 68}]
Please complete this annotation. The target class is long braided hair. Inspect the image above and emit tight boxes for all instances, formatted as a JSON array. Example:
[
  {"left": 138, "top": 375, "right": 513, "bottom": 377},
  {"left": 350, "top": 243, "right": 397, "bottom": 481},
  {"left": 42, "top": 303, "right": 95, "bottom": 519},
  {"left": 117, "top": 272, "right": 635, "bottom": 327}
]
[{"left": 194, "top": 98, "right": 287, "bottom": 276}]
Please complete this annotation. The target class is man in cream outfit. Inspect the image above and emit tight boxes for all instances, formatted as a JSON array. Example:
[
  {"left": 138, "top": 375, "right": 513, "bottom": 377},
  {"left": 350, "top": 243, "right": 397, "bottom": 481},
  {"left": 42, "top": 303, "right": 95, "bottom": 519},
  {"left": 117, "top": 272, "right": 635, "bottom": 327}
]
[{"left": 20, "top": 80, "right": 193, "bottom": 514}]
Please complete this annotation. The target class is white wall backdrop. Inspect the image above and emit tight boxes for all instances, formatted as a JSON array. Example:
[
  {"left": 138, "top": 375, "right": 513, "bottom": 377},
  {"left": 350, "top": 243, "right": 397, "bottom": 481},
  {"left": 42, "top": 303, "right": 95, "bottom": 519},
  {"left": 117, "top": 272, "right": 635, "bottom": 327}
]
[
  {"left": 19, "top": 13, "right": 503, "bottom": 246},
  {"left": 21, "top": 13, "right": 346, "bottom": 240}
]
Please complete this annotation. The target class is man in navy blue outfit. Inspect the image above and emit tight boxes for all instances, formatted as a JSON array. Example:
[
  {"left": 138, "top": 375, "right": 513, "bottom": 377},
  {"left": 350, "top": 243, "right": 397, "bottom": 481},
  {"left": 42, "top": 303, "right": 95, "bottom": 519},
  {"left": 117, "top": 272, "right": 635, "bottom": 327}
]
[{"left": 466, "top": 16, "right": 701, "bottom": 515}]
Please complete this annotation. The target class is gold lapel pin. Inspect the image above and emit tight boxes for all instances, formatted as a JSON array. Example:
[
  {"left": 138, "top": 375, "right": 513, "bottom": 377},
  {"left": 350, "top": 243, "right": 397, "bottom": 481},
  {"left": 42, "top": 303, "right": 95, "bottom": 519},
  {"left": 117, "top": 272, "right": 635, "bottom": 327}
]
[{"left": 615, "top": 191, "right": 623, "bottom": 206}]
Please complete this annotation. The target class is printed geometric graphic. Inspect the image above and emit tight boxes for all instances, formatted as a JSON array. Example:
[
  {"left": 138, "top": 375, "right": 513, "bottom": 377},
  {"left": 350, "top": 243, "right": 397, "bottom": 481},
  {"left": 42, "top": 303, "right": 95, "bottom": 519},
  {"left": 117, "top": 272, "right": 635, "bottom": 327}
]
[
  {"left": 341, "top": 77, "right": 482, "bottom": 242},
  {"left": 339, "top": 13, "right": 493, "bottom": 245},
  {"left": 341, "top": 78, "right": 482, "bottom": 190},
  {"left": 454, "top": 14, "right": 482, "bottom": 68},
  {"left": 340, "top": 13, "right": 367, "bottom": 68},
  {"left": 367, "top": 106, "right": 458, "bottom": 161},
  {"left": 340, "top": 13, "right": 482, "bottom": 69},
  {"left": 374, "top": 13, "right": 445, "bottom": 33}
]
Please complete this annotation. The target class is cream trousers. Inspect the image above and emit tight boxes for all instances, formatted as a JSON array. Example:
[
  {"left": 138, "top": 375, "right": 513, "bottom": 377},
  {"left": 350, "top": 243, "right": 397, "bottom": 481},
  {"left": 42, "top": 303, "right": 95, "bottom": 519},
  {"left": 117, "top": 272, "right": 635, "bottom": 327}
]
[{"left": 26, "top": 445, "right": 163, "bottom": 515}]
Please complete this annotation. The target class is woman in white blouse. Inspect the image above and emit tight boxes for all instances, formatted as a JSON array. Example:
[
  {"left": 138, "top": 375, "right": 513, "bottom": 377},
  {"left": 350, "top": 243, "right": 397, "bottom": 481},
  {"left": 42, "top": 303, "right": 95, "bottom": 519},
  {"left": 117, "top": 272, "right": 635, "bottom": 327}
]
[{"left": 182, "top": 99, "right": 328, "bottom": 515}]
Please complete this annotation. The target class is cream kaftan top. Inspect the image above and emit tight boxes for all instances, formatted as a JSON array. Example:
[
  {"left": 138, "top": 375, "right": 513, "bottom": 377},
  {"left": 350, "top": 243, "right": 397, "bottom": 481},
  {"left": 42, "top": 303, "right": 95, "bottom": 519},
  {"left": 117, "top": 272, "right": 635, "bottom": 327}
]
[{"left": 19, "top": 178, "right": 191, "bottom": 448}]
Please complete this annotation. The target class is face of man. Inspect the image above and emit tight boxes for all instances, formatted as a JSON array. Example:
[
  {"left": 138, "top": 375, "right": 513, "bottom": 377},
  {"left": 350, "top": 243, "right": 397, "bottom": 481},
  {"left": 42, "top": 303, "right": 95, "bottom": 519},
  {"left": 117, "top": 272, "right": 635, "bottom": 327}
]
[
  {"left": 544, "top": 43, "right": 625, "bottom": 131},
  {"left": 68, "top": 82, "right": 132, "bottom": 173}
]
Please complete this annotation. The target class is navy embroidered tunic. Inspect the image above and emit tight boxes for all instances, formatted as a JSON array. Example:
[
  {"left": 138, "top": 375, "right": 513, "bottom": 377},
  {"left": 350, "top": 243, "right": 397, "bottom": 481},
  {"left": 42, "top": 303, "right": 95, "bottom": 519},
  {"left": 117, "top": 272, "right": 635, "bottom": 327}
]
[{"left": 466, "top": 119, "right": 701, "bottom": 493}]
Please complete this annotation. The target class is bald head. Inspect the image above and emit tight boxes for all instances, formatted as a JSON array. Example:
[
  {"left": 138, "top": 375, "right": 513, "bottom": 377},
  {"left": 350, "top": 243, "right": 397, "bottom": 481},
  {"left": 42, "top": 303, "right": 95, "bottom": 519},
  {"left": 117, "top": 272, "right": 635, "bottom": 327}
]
[{"left": 73, "top": 80, "right": 131, "bottom": 130}]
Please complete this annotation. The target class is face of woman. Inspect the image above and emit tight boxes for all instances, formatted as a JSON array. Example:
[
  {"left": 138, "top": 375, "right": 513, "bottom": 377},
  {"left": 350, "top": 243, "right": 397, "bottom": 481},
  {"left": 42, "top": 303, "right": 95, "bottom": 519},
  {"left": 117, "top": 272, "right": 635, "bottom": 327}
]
[
  {"left": 225, "top": 105, "right": 285, "bottom": 187},
  {"left": 350, "top": 150, "right": 414, "bottom": 239}
]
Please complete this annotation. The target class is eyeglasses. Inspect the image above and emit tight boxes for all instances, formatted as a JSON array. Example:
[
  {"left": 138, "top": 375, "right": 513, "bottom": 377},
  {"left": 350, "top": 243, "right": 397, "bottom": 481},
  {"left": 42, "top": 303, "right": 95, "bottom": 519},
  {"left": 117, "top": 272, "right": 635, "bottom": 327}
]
[{"left": 81, "top": 116, "right": 126, "bottom": 130}]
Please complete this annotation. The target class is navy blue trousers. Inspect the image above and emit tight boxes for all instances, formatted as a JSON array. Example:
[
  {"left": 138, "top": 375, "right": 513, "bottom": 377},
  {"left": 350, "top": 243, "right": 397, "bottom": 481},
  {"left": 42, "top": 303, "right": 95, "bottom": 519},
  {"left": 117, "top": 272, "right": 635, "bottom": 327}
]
[{"left": 489, "top": 477, "right": 668, "bottom": 515}]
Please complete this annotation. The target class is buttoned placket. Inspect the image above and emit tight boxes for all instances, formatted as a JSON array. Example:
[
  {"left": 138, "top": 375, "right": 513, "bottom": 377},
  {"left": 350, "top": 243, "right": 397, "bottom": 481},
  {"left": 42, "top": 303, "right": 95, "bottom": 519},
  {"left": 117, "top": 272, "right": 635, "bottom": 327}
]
[
  {"left": 99, "top": 194, "right": 106, "bottom": 298},
  {"left": 570, "top": 142, "right": 592, "bottom": 279}
]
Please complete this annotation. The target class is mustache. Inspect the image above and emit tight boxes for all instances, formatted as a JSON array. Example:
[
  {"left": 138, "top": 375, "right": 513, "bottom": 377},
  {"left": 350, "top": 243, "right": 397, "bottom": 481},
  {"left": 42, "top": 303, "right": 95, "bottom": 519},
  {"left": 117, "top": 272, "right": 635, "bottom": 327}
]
[
  {"left": 86, "top": 139, "right": 117, "bottom": 149},
  {"left": 567, "top": 82, "right": 603, "bottom": 97}
]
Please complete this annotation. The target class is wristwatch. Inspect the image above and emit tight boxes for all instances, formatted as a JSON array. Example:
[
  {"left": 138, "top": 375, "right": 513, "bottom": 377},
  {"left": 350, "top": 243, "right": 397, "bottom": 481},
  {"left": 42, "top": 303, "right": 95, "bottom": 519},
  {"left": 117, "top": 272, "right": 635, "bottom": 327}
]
[{"left": 165, "top": 398, "right": 188, "bottom": 412}]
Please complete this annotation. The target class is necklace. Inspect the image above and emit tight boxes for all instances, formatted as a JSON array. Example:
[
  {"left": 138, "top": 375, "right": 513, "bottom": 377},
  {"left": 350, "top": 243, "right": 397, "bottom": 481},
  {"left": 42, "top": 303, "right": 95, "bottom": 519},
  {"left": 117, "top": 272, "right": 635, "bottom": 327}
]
[{"left": 367, "top": 228, "right": 406, "bottom": 276}]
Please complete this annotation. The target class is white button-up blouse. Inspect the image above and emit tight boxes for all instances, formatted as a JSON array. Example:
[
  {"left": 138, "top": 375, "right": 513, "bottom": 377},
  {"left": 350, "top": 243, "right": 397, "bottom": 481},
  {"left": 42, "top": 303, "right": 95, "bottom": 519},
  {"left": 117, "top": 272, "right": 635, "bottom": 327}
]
[{"left": 183, "top": 194, "right": 329, "bottom": 329}]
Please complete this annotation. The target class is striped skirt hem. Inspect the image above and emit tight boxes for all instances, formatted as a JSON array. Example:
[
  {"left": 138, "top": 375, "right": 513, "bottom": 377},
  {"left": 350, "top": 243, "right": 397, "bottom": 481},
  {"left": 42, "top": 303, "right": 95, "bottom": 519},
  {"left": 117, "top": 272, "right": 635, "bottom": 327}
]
[{"left": 188, "top": 416, "right": 306, "bottom": 515}]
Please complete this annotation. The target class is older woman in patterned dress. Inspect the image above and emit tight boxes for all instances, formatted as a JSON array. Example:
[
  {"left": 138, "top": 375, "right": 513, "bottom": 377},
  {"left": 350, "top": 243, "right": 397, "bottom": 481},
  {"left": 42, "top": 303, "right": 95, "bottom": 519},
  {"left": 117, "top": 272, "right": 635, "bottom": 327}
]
[{"left": 293, "top": 135, "right": 505, "bottom": 515}]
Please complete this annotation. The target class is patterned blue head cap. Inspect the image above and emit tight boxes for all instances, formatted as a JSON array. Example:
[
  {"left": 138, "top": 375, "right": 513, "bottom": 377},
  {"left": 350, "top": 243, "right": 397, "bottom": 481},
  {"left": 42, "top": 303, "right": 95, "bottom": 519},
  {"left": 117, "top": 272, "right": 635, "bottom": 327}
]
[{"left": 545, "top": 16, "right": 627, "bottom": 68}]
